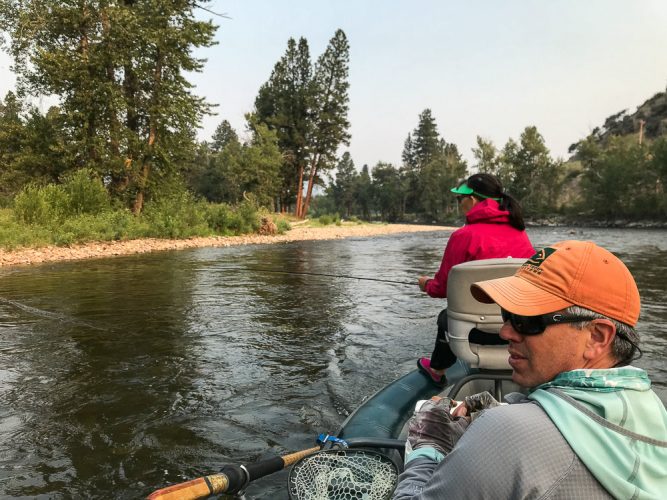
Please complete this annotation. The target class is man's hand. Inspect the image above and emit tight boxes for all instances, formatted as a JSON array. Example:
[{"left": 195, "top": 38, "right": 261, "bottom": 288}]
[
  {"left": 406, "top": 398, "right": 470, "bottom": 456},
  {"left": 418, "top": 275, "right": 432, "bottom": 292},
  {"left": 451, "top": 391, "right": 502, "bottom": 419}
]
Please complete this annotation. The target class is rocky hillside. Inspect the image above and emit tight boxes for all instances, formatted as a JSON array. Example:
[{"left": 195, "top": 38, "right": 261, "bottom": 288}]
[{"left": 568, "top": 87, "right": 667, "bottom": 154}]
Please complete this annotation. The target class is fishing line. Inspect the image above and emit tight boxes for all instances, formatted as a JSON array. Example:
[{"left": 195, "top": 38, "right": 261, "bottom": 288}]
[
  {"left": 228, "top": 267, "right": 415, "bottom": 286},
  {"left": 0, "top": 297, "right": 106, "bottom": 330}
]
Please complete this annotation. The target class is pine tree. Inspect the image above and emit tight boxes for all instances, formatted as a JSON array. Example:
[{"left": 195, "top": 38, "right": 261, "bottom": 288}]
[
  {"left": 332, "top": 152, "right": 357, "bottom": 217},
  {"left": 300, "top": 29, "right": 350, "bottom": 217},
  {"left": 355, "top": 164, "right": 373, "bottom": 220},
  {"left": 211, "top": 120, "right": 239, "bottom": 153},
  {"left": 254, "top": 30, "right": 350, "bottom": 217},
  {"left": 371, "top": 162, "right": 403, "bottom": 222},
  {"left": 412, "top": 109, "right": 443, "bottom": 168},
  {"left": 255, "top": 37, "right": 312, "bottom": 213}
]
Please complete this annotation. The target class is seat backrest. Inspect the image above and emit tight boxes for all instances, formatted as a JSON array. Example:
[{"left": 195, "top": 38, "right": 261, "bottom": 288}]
[{"left": 446, "top": 258, "right": 526, "bottom": 370}]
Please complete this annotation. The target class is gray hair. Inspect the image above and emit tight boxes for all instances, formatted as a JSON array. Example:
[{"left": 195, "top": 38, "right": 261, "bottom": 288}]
[{"left": 563, "top": 305, "right": 641, "bottom": 366}]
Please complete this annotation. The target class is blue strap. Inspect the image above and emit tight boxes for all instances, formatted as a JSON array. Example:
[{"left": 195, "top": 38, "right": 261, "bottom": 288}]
[{"left": 317, "top": 433, "right": 349, "bottom": 448}]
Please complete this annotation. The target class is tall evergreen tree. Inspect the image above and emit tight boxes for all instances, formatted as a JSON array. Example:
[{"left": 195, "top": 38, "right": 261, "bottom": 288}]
[
  {"left": 254, "top": 30, "right": 350, "bottom": 218},
  {"left": 332, "top": 152, "right": 357, "bottom": 217},
  {"left": 420, "top": 145, "right": 467, "bottom": 221},
  {"left": 371, "top": 162, "right": 403, "bottom": 222},
  {"left": 355, "top": 164, "right": 373, "bottom": 220},
  {"left": 412, "top": 109, "right": 443, "bottom": 168},
  {"left": 255, "top": 37, "right": 312, "bottom": 213},
  {"left": 300, "top": 29, "right": 350, "bottom": 217},
  {"left": 211, "top": 120, "right": 239, "bottom": 153}
]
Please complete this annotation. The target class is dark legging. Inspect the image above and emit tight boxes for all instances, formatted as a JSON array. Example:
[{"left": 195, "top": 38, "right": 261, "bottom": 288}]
[{"left": 430, "top": 309, "right": 457, "bottom": 370}]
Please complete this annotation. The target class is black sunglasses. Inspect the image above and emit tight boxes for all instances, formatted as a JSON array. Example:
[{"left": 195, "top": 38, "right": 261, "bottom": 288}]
[{"left": 500, "top": 309, "right": 592, "bottom": 335}]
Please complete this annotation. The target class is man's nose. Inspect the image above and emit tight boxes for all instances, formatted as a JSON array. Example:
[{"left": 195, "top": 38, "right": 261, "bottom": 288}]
[{"left": 499, "top": 322, "right": 522, "bottom": 342}]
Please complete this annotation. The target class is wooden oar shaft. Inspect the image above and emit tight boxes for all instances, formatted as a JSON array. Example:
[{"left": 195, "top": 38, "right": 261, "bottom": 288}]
[
  {"left": 281, "top": 446, "right": 321, "bottom": 467},
  {"left": 147, "top": 473, "right": 229, "bottom": 500}
]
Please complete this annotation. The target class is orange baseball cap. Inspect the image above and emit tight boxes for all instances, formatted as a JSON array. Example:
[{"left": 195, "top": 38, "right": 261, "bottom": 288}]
[{"left": 471, "top": 240, "right": 641, "bottom": 326}]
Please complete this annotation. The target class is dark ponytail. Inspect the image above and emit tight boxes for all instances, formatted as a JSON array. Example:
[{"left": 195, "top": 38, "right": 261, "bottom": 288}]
[{"left": 464, "top": 173, "right": 526, "bottom": 231}]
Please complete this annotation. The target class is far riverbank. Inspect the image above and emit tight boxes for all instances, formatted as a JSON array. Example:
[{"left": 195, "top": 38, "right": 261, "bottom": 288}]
[{"left": 0, "top": 223, "right": 456, "bottom": 267}]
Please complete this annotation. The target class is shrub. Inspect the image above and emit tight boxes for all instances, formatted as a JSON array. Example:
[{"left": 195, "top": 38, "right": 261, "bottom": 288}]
[
  {"left": 204, "top": 203, "right": 234, "bottom": 233},
  {"left": 61, "top": 168, "right": 110, "bottom": 216},
  {"left": 317, "top": 213, "right": 341, "bottom": 226},
  {"left": 274, "top": 215, "right": 291, "bottom": 234},
  {"left": 141, "top": 190, "right": 210, "bottom": 239},
  {"left": 13, "top": 183, "right": 69, "bottom": 225},
  {"left": 233, "top": 199, "right": 261, "bottom": 234},
  {"left": 318, "top": 214, "right": 333, "bottom": 225}
]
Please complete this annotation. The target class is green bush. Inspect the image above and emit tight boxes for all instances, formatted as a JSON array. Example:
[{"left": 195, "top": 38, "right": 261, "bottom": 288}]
[
  {"left": 273, "top": 215, "right": 291, "bottom": 234},
  {"left": 0, "top": 209, "right": 51, "bottom": 248},
  {"left": 62, "top": 168, "right": 110, "bottom": 216},
  {"left": 318, "top": 214, "right": 333, "bottom": 225},
  {"left": 204, "top": 203, "right": 234, "bottom": 233},
  {"left": 203, "top": 201, "right": 260, "bottom": 235},
  {"left": 13, "top": 169, "right": 109, "bottom": 225},
  {"left": 13, "top": 183, "right": 69, "bottom": 225},
  {"left": 232, "top": 200, "right": 261, "bottom": 234},
  {"left": 142, "top": 191, "right": 210, "bottom": 239},
  {"left": 317, "top": 213, "right": 341, "bottom": 226}
]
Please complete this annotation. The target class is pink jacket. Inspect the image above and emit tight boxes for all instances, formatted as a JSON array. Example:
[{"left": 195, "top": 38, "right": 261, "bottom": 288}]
[{"left": 424, "top": 199, "right": 535, "bottom": 298}]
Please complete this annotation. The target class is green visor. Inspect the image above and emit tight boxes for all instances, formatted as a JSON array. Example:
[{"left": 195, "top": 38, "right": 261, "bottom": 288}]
[{"left": 450, "top": 183, "right": 501, "bottom": 201}]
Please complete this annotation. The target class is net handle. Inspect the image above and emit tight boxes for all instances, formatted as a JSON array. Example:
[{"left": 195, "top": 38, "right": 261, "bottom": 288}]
[{"left": 147, "top": 446, "right": 321, "bottom": 500}]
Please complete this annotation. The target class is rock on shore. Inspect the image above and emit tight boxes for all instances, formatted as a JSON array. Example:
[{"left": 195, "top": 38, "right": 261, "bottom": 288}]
[{"left": 0, "top": 223, "right": 454, "bottom": 267}]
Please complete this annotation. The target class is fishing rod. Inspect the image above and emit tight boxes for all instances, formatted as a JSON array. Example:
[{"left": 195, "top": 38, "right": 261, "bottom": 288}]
[{"left": 235, "top": 267, "right": 415, "bottom": 286}]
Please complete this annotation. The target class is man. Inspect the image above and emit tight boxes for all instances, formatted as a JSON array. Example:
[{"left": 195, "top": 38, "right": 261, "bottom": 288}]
[{"left": 394, "top": 240, "right": 667, "bottom": 499}]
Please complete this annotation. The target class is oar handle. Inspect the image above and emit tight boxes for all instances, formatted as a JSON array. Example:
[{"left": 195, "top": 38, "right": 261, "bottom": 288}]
[
  {"left": 146, "top": 446, "right": 321, "bottom": 500},
  {"left": 146, "top": 466, "right": 243, "bottom": 500}
]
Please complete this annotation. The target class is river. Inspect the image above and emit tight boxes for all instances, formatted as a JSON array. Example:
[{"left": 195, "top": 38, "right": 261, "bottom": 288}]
[{"left": 0, "top": 227, "right": 665, "bottom": 499}]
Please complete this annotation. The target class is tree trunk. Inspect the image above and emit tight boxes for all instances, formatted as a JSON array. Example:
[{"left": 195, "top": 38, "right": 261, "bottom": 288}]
[
  {"left": 295, "top": 163, "right": 305, "bottom": 218},
  {"left": 79, "top": 13, "right": 98, "bottom": 164},
  {"left": 133, "top": 48, "right": 162, "bottom": 214},
  {"left": 100, "top": 9, "right": 118, "bottom": 156},
  {"left": 301, "top": 154, "right": 320, "bottom": 217}
]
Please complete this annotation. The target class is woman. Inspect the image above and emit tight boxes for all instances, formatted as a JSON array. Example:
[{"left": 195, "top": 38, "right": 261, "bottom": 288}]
[{"left": 417, "top": 173, "right": 534, "bottom": 386}]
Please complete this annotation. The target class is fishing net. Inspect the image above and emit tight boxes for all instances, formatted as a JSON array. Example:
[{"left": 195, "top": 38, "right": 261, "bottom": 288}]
[{"left": 287, "top": 449, "right": 398, "bottom": 500}]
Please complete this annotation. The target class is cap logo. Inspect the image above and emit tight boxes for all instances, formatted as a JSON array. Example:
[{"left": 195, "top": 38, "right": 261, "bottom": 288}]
[{"left": 521, "top": 247, "right": 556, "bottom": 275}]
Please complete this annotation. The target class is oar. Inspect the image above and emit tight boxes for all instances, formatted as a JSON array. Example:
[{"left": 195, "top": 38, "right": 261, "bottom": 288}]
[{"left": 147, "top": 446, "right": 320, "bottom": 500}]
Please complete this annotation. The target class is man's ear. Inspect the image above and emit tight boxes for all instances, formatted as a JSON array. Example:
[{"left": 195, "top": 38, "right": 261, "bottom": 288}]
[{"left": 583, "top": 319, "right": 616, "bottom": 362}]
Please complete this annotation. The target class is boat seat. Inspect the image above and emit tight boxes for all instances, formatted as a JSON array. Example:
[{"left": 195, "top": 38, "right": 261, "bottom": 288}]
[{"left": 446, "top": 258, "right": 526, "bottom": 371}]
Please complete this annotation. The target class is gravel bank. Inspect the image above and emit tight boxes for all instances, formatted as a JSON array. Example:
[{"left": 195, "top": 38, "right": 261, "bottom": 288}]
[{"left": 0, "top": 223, "right": 454, "bottom": 267}]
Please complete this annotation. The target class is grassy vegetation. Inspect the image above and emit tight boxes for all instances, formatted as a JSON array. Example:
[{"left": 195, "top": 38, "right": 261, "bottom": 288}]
[
  {"left": 0, "top": 173, "right": 393, "bottom": 253},
  {"left": 0, "top": 171, "right": 294, "bottom": 251},
  {"left": 307, "top": 213, "right": 366, "bottom": 227}
]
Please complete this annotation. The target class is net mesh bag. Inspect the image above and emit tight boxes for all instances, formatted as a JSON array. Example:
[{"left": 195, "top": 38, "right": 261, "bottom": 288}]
[{"left": 287, "top": 449, "right": 398, "bottom": 500}]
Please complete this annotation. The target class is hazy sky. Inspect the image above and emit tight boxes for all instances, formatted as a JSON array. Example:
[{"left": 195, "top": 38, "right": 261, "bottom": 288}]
[{"left": 1, "top": 0, "right": 666, "bottom": 171}]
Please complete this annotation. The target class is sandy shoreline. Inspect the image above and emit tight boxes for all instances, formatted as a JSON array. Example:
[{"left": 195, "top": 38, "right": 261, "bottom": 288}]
[{"left": 0, "top": 223, "right": 455, "bottom": 267}]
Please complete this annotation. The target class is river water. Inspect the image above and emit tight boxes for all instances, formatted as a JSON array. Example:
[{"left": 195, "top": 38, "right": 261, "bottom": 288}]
[{"left": 0, "top": 227, "right": 665, "bottom": 499}]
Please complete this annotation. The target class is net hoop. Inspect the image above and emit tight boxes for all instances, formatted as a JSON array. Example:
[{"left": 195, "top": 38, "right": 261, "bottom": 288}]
[{"left": 287, "top": 449, "right": 398, "bottom": 500}]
